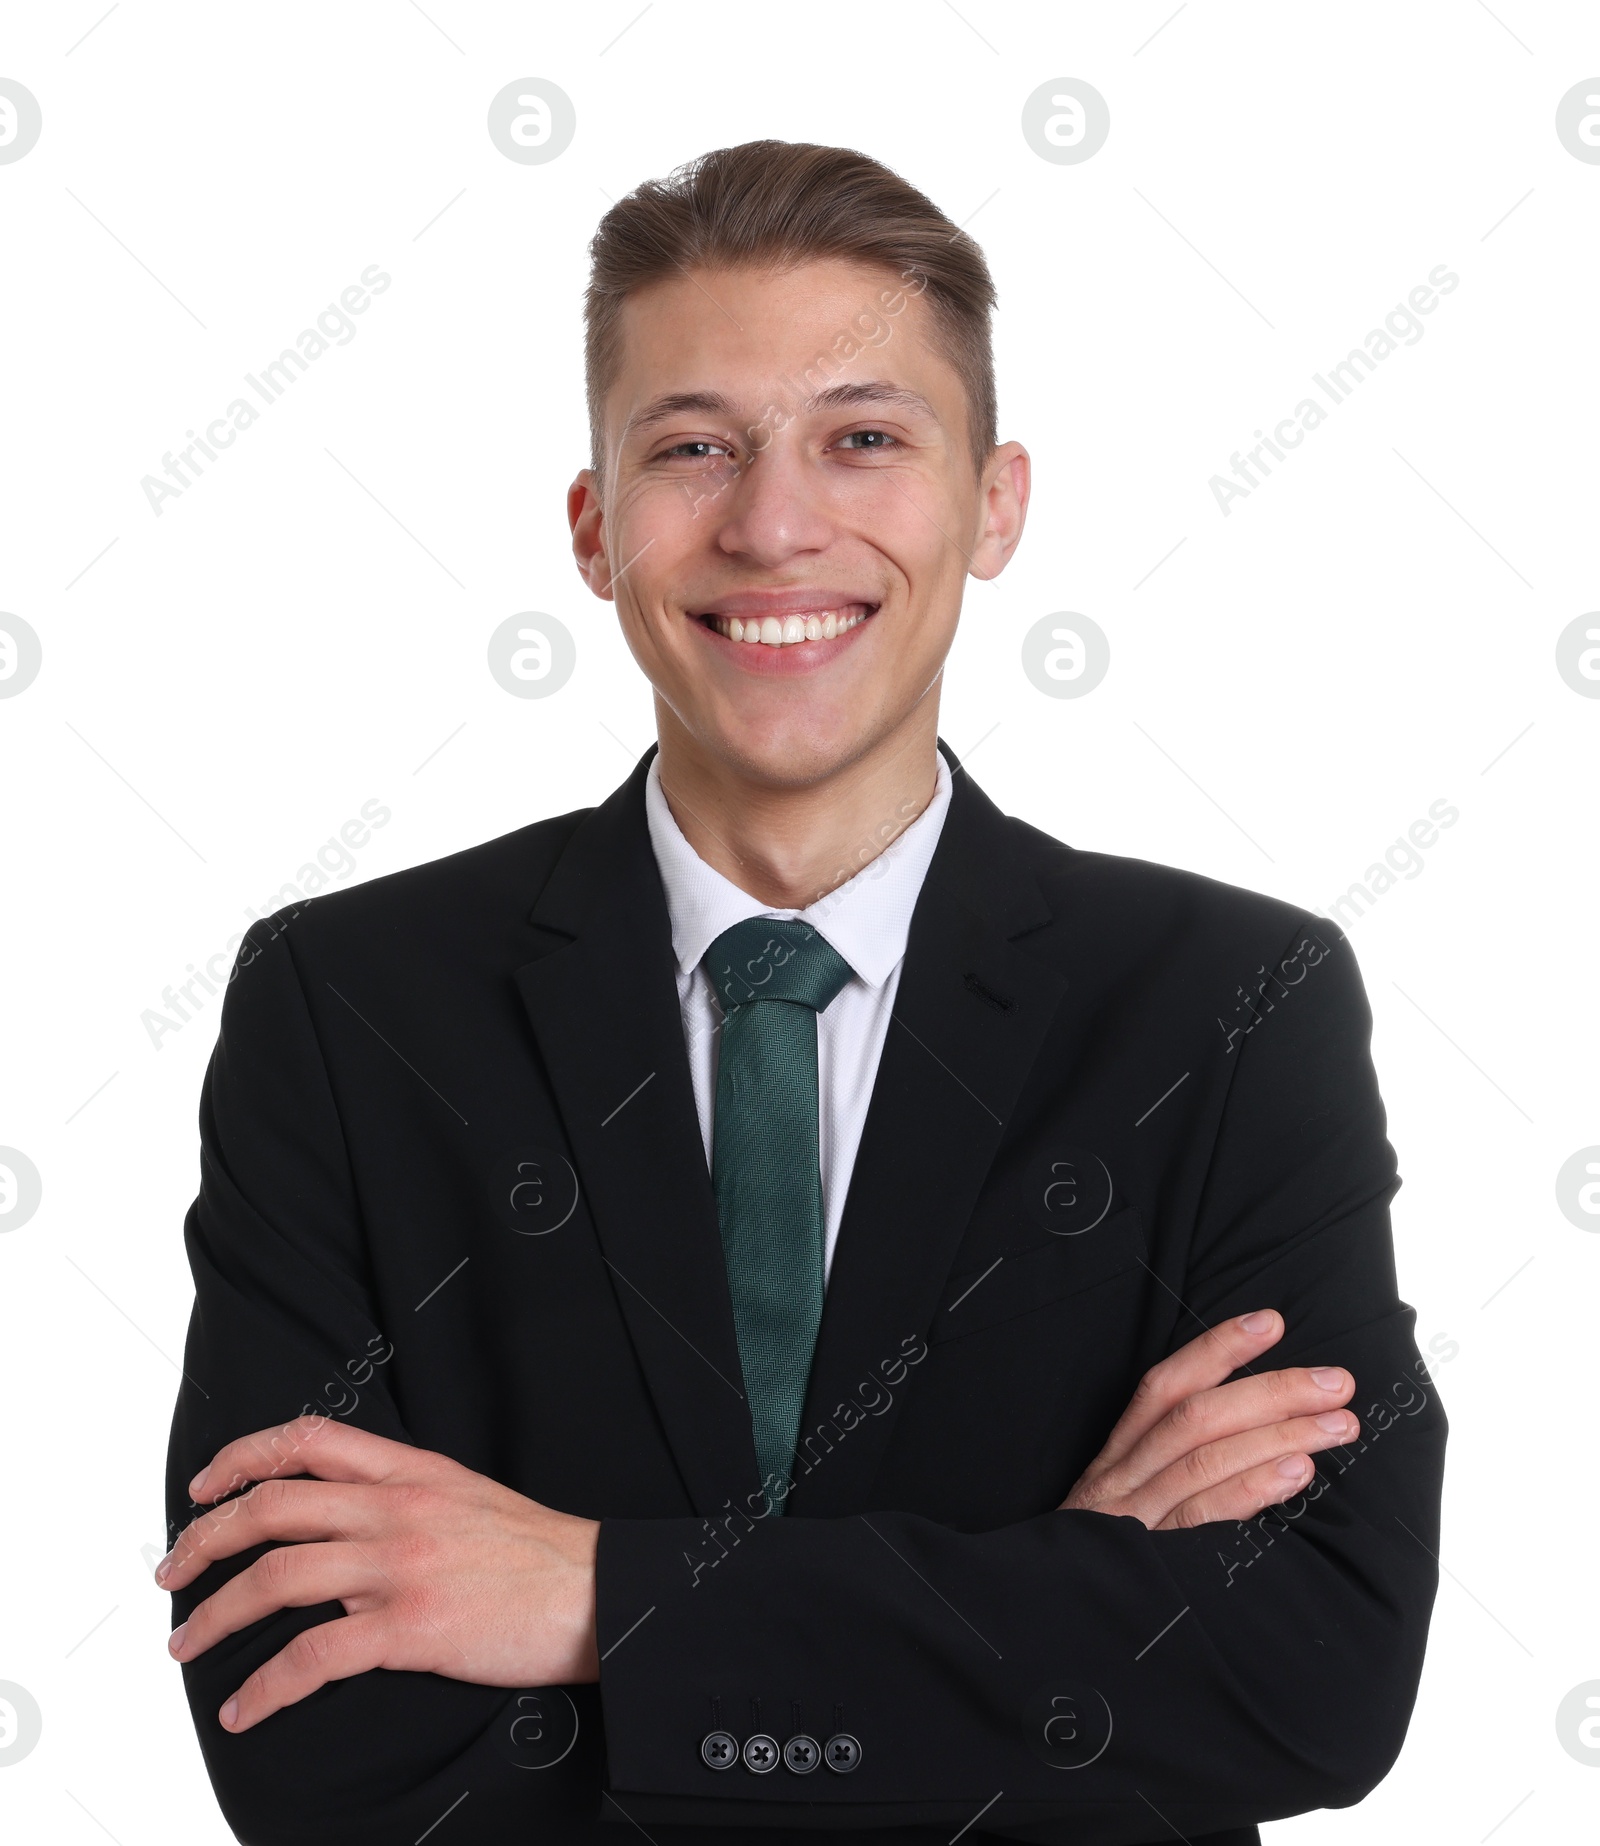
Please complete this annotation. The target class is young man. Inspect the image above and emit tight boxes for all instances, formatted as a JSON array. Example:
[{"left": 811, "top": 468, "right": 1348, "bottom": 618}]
[{"left": 161, "top": 142, "right": 1445, "bottom": 1846}]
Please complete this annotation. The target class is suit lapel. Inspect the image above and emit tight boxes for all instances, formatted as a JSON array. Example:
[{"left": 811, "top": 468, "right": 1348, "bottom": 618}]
[
  {"left": 788, "top": 742, "right": 1068, "bottom": 1515},
  {"left": 513, "top": 749, "right": 759, "bottom": 1517}
]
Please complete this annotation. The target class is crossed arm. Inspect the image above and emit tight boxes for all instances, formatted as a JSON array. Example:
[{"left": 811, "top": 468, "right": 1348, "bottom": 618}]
[{"left": 159, "top": 1310, "right": 1363, "bottom": 1734}]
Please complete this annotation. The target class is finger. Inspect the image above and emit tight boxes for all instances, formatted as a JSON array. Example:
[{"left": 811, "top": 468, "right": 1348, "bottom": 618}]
[
  {"left": 1112, "top": 1364, "right": 1355, "bottom": 1493},
  {"left": 1154, "top": 1451, "right": 1327, "bottom": 1531},
  {"left": 159, "top": 1478, "right": 378, "bottom": 1592},
  {"left": 218, "top": 1610, "right": 390, "bottom": 1733},
  {"left": 187, "top": 1415, "right": 419, "bottom": 1505},
  {"left": 1121, "top": 1407, "right": 1359, "bottom": 1528},
  {"left": 171, "top": 1541, "right": 375, "bottom": 1662},
  {"left": 1086, "top": 1310, "right": 1287, "bottom": 1474}
]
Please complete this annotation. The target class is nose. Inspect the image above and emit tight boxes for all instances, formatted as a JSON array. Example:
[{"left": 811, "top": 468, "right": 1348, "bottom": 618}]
[{"left": 712, "top": 443, "right": 836, "bottom": 568}]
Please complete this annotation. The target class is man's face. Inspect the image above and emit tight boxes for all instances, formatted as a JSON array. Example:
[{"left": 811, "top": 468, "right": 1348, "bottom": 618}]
[{"left": 569, "top": 257, "right": 1028, "bottom": 789}]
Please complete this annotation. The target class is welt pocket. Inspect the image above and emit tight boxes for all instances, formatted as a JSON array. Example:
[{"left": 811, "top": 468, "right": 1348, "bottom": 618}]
[{"left": 927, "top": 1206, "right": 1147, "bottom": 1346}]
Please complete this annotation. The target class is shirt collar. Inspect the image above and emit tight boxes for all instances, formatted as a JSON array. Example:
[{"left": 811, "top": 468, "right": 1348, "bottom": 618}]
[{"left": 644, "top": 749, "right": 952, "bottom": 991}]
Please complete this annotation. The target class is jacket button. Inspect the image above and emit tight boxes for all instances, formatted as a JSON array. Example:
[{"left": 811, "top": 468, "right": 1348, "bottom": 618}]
[
  {"left": 823, "top": 1732, "right": 862, "bottom": 1773},
  {"left": 783, "top": 1733, "right": 820, "bottom": 1774},
  {"left": 700, "top": 1730, "right": 739, "bottom": 1770},
  {"left": 742, "top": 1732, "right": 780, "bottom": 1772}
]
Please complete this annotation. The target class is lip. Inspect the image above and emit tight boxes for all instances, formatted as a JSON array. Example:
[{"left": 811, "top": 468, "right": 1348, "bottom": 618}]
[
  {"left": 689, "top": 598, "right": 880, "bottom": 676},
  {"left": 691, "top": 589, "right": 878, "bottom": 619}
]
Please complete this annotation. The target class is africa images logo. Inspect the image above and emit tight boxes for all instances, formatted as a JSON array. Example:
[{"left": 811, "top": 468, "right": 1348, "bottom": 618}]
[
  {"left": 140, "top": 266, "right": 392, "bottom": 516},
  {"left": 1209, "top": 266, "right": 1460, "bottom": 515}
]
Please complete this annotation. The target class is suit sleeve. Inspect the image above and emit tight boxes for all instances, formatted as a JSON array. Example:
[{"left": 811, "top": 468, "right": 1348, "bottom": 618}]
[
  {"left": 164, "top": 915, "right": 602, "bottom": 1846},
  {"left": 593, "top": 922, "right": 1447, "bottom": 1840}
]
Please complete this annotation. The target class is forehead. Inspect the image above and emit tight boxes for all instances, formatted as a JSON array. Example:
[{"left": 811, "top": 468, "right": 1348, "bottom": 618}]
[{"left": 606, "top": 257, "right": 957, "bottom": 424}]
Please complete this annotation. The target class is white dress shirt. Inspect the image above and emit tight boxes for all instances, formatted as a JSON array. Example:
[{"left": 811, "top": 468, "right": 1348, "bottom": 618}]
[{"left": 644, "top": 749, "right": 953, "bottom": 1286}]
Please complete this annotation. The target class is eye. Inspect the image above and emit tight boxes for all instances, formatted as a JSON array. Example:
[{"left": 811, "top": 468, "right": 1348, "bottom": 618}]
[
  {"left": 657, "top": 438, "right": 734, "bottom": 462},
  {"left": 834, "top": 428, "right": 898, "bottom": 452}
]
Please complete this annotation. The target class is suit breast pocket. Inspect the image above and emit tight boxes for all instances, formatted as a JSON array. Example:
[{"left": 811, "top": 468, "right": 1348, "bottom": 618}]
[{"left": 926, "top": 1206, "right": 1148, "bottom": 1347}]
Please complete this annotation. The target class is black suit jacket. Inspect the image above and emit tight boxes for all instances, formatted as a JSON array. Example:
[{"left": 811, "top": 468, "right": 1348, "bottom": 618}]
[{"left": 165, "top": 739, "right": 1445, "bottom": 1846}]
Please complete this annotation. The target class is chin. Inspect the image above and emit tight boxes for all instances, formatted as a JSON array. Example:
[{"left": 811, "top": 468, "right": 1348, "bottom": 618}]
[{"left": 704, "top": 713, "right": 873, "bottom": 790}]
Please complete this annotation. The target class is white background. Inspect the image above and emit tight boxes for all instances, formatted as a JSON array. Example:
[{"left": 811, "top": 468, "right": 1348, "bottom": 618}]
[{"left": 2, "top": 2, "right": 1597, "bottom": 1840}]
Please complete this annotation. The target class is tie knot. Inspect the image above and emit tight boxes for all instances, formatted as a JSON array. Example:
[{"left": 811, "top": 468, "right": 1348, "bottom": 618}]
[{"left": 705, "top": 917, "right": 854, "bottom": 1015}]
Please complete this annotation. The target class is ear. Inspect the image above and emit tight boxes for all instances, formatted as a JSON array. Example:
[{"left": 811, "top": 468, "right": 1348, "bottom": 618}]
[
  {"left": 967, "top": 441, "right": 1031, "bottom": 584},
  {"left": 568, "top": 469, "right": 614, "bottom": 601}
]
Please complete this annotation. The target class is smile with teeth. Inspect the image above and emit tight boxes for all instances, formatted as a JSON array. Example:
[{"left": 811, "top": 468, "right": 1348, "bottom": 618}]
[{"left": 704, "top": 604, "right": 876, "bottom": 647}]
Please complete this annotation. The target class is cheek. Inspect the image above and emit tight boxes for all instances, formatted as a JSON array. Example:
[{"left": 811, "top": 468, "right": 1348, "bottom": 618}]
[
  {"left": 604, "top": 493, "right": 704, "bottom": 641},
  {"left": 831, "top": 466, "right": 924, "bottom": 516},
  {"left": 843, "top": 487, "right": 965, "bottom": 621},
  {"left": 840, "top": 469, "right": 964, "bottom": 562}
]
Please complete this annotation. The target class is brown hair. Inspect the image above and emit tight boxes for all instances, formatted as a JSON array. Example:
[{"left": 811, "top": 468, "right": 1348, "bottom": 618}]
[{"left": 584, "top": 139, "right": 998, "bottom": 482}]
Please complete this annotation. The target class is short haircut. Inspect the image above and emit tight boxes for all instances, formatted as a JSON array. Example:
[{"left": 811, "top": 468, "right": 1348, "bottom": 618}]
[{"left": 584, "top": 139, "right": 998, "bottom": 482}]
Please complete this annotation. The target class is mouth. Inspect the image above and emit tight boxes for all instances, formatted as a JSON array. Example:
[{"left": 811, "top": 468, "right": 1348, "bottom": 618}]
[{"left": 695, "top": 602, "right": 878, "bottom": 649}]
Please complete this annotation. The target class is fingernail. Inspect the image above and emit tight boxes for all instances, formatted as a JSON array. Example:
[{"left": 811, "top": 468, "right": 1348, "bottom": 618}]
[
  {"left": 1240, "top": 1310, "right": 1275, "bottom": 1333},
  {"left": 155, "top": 1553, "right": 172, "bottom": 1585},
  {"left": 189, "top": 1471, "right": 207, "bottom": 1497},
  {"left": 220, "top": 1697, "right": 239, "bottom": 1729},
  {"left": 1310, "top": 1367, "right": 1344, "bottom": 1390},
  {"left": 1276, "top": 1456, "right": 1308, "bottom": 1480},
  {"left": 168, "top": 1623, "right": 187, "bottom": 1657},
  {"left": 1316, "top": 1411, "right": 1353, "bottom": 1434}
]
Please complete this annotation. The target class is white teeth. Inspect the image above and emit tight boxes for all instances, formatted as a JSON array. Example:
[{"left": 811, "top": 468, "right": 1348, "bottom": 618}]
[{"left": 707, "top": 606, "right": 872, "bottom": 645}]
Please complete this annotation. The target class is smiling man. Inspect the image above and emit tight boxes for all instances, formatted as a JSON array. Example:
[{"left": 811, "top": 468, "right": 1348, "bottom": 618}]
[{"left": 163, "top": 142, "right": 1445, "bottom": 1846}]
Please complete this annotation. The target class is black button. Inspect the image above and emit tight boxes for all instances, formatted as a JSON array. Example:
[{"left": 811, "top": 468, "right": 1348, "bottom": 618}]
[
  {"left": 743, "top": 1732, "right": 780, "bottom": 1773},
  {"left": 783, "top": 1733, "right": 820, "bottom": 1774},
  {"left": 701, "top": 1730, "right": 738, "bottom": 1770},
  {"left": 824, "top": 1732, "right": 862, "bottom": 1773}
]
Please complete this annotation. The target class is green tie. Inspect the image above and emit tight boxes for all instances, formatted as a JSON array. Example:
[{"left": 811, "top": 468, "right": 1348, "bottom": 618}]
[{"left": 704, "top": 916, "right": 854, "bottom": 1511}]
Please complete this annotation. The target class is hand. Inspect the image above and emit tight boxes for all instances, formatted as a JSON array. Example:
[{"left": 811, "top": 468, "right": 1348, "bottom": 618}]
[
  {"left": 157, "top": 1415, "right": 600, "bottom": 1733},
  {"left": 1060, "top": 1309, "right": 1358, "bottom": 1530}
]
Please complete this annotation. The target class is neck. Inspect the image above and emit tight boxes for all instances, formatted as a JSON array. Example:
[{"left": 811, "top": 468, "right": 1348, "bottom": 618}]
[{"left": 652, "top": 703, "right": 942, "bottom": 910}]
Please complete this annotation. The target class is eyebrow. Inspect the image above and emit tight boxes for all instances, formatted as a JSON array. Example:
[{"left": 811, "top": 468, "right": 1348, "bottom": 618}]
[
  {"left": 812, "top": 382, "right": 940, "bottom": 421},
  {"left": 625, "top": 380, "right": 942, "bottom": 441}
]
